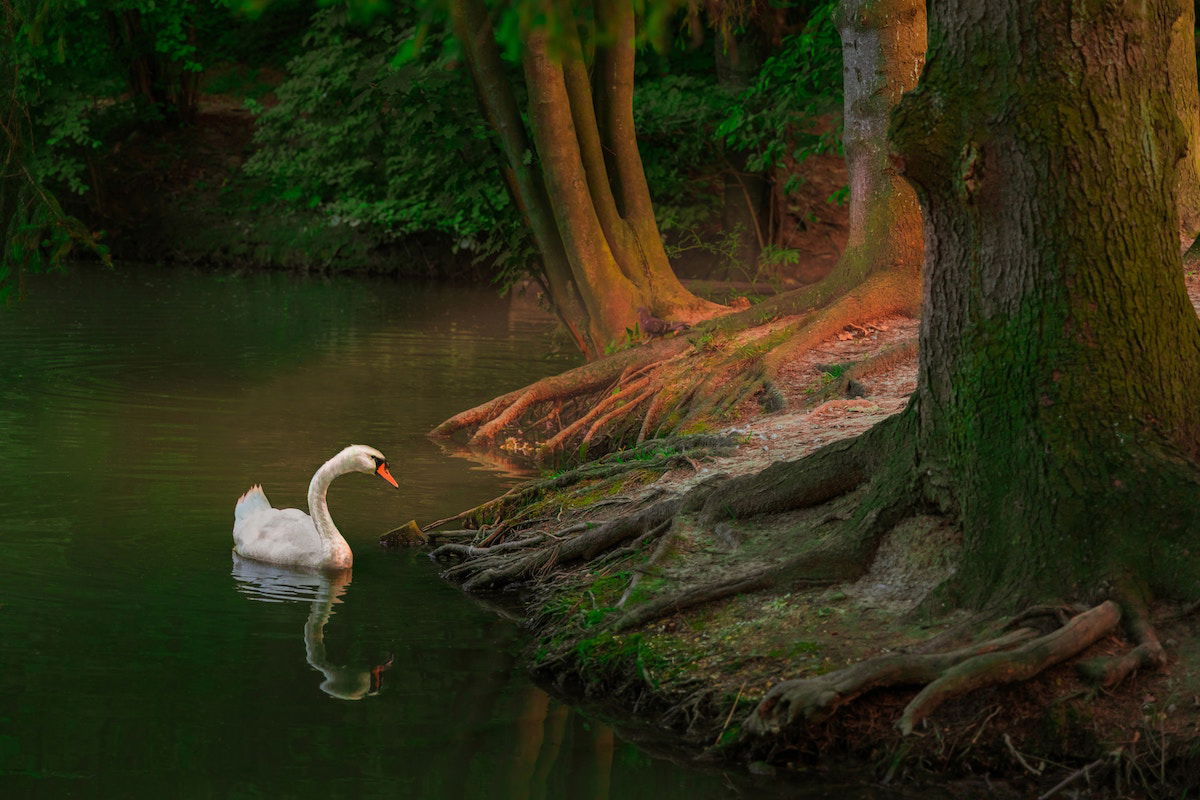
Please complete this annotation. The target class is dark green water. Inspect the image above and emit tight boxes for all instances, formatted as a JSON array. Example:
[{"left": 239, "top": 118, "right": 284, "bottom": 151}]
[{"left": 0, "top": 265, "right": 923, "bottom": 799}]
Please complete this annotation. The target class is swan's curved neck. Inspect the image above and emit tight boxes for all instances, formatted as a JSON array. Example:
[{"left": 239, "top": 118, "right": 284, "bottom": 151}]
[{"left": 307, "top": 455, "right": 353, "bottom": 567}]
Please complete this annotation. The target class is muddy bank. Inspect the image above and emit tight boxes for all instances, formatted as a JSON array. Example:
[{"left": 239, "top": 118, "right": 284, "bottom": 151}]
[{"left": 425, "top": 277, "right": 1200, "bottom": 799}]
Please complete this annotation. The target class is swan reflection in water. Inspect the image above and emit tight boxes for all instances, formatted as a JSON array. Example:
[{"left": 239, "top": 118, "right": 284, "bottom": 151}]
[{"left": 231, "top": 555, "right": 392, "bottom": 700}]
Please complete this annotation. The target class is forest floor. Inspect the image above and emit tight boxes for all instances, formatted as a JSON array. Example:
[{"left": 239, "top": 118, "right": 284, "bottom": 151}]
[{"left": 425, "top": 273, "right": 1200, "bottom": 798}]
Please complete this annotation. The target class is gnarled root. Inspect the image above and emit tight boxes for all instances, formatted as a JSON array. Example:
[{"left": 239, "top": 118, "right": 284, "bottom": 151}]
[
  {"left": 430, "top": 337, "right": 686, "bottom": 443},
  {"left": 423, "top": 434, "right": 735, "bottom": 533},
  {"left": 431, "top": 268, "right": 920, "bottom": 458},
  {"left": 604, "top": 421, "right": 918, "bottom": 630},
  {"left": 701, "top": 409, "right": 908, "bottom": 524},
  {"left": 896, "top": 601, "right": 1121, "bottom": 734},
  {"left": 1077, "top": 594, "right": 1167, "bottom": 689},
  {"left": 746, "top": 627, "right": 1040, "bottom": 735},
  {"left": 450, "top": 499, "right": 683, "bottom": 592},
  {"left": 745, "top": 601, "right": 1123, "bottom": 740}
]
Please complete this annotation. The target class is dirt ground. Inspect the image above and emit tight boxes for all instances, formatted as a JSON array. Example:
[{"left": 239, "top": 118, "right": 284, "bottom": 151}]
[{"left": 433, "top": 273, "right": 1200, "bottom": 798}]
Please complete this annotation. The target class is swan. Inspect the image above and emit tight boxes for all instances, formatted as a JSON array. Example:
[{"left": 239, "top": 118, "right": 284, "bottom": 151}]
[{"left": 233, "top": 444, "right": 399, "bottom": 570}]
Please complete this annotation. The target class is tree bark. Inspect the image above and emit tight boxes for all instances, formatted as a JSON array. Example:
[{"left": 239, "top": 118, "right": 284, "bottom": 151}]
[
  {"left": 450, "top": 0, "right": 595, "bottom": 355},
  {"left": 523, "top": 29, "right": 645, "bottom": 347},
  {"left": 834, "top": 0, "right": 924, "bottom": 295},
  {"left": 452, "top": 1, "right": 726, "bottom": 354},
  {"left": 893, "top": 0, "right": 1200, "bottom": 606},
  {"left": 1170, "top": 0, "right": 1200, "bottom": 246},
  {"left": 592, "top": 0, "right": 724, "bottom": 323}
]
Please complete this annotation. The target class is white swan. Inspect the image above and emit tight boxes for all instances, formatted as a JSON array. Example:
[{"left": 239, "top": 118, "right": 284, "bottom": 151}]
[{"left": 232, "top": 444, "right": 399, "bottom": 570}]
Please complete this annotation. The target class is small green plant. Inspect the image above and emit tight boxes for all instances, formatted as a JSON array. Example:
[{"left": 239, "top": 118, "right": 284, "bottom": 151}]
[
  {"left": 690, "top": 330, "right": 720, "bottom": 352},
  {"left": 758, "top": 244, "right": 802, "bottom": 269},
  {"left": 763, "top": 593, "right": 794, "bottom": 613}
]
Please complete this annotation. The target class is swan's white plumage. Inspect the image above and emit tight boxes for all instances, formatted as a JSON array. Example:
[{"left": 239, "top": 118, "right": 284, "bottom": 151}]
[
  {"left": 234, "top": 484, "right": 272, "bottom": 522},
  {"left": 232, "top": 445, "right": 392, "bottom": 570},
  {"left": 234, "top": 507, "right": 332, "bottom": 569}
]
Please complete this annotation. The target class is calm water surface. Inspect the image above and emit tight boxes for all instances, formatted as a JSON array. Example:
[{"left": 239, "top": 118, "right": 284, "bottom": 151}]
[{"left": 0, "top": 265, "right": 921, "bottom": 799}]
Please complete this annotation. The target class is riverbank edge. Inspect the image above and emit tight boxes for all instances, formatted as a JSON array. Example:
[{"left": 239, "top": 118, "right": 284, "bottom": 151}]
[
  {"left": 429, "top": 292, "right": 1200, "bottom": 799},
  {"left": 446, "top": 447, "right": 1200, "bottom": 799}
]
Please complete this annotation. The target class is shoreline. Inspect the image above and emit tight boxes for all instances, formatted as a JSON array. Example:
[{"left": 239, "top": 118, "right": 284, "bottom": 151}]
[{"left": 428, "top": 276, "right": 1200, "bottom": 798}]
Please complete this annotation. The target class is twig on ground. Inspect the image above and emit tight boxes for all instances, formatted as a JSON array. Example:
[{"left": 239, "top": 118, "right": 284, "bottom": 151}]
[
  {"left": 714, "top": 682, "right": 747, "bottom": 746},
  {"left": 1037, "top": 756, "right": 1108, "bottom": 800}
]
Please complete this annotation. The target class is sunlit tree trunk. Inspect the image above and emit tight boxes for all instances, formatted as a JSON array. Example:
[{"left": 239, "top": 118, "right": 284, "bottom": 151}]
[
  {"left": 893, "top": 0, "right": 1200, "bottom": 606},
  {"left": 451, "top": 0, "right": 724, "bottom": 355},
  {"left": 523, "top": 30, "right": 645, "bottom": 346},
  {"left": 591, "top": 0, "right": 722, "bottom": 322},
  {"left": 449, "top": 0, "right": 595, "bottom": 355},
  {"left": 761, "top": 0, "right": 925, "bottom": 368},
  {"left": 1170, "top": 0, "right": 1200, "bottom": 247}
]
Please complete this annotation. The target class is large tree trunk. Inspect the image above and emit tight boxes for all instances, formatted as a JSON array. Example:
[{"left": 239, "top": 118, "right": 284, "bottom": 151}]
[
  {"left": 1171, "top": 0, "right": 1200, "bottom": 246},
  {"left": 893, "top": 0, "right": 1200, "bottom": 606}
]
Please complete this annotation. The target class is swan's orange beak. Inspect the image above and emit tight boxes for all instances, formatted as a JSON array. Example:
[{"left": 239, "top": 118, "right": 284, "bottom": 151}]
[
  {"left": 376, "top": 461, "right": 399, "bottom": 488},
  {"left": 370, "top": 653, "right": 395, "bottom": 694}
]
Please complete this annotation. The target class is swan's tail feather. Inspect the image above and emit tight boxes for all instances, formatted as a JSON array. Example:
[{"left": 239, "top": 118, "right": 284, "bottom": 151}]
[{"left": 235, "top": 484, "right": 272, "bottom": 522}]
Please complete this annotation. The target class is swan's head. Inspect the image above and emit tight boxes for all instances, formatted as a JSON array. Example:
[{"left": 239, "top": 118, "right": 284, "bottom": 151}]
[
  {"left": 318, "top": 653, "right": 394, "bottom": 700},
  {"left": 339, "top": 444, "right": 399, "bottom": 488}
]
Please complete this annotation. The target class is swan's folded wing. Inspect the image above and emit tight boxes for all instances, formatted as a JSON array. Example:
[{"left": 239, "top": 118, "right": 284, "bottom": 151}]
[{"left": 234, "top": 484, "right": 273, "bottom": 522}]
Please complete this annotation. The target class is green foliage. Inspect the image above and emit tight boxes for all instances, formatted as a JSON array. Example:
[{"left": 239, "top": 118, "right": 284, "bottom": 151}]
[
  {"left": 574, "top": 631, "right": 668, "bottom": 686},
  {"left": 634, "top": 70, "right": 731, "bottom": 233},
  {"left": 716, "top": 2, "right": 843, "bottom": 173},
  {"left": 245, "top": 6, "right": 532, "bottom": 282},
  {"left": 2, "top": 0, "right": 114, "bottom": 301}
]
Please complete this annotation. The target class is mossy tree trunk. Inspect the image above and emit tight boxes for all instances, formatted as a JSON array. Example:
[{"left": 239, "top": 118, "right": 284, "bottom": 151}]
[
  {"left": 451, "top": 0, "right": 724, "bottom": 356},
  {"left": 893, "top": 0, "right": 1200, "bottom": 607},
  {"left": 759, "top": 0, "right": 926, "bottom": 369}
]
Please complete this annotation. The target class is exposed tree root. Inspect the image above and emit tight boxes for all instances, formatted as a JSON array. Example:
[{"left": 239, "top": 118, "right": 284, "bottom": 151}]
[
  {"left": 436, "top": 409, "right": 915, "bottom": 634},
  {"left": 422, "top": 434, "right": 735, "bottom": 533},
  {"left": 1078, "top": 595, "right": 1167, "bottom": 689},
  {"left": 430, "top": 337, "right": 685, "bottom": 441},
  {"left": 430, "top": 265, "right": 920, "bottom": 459},
  {"left": 745, "top": 601, "right": 1123, "bottom": 740},
  {"left": 762, "top": 268, "right": 919, "bottom": 374},
  {"left": 452, "top": 499, "right": 685, "bottom": 592},
  {"left": 895, "top": 601, "right": 1121, "bottom": 734},
  {"left": 745, "top": 627, "right": 1040, "bottom": 734}
]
